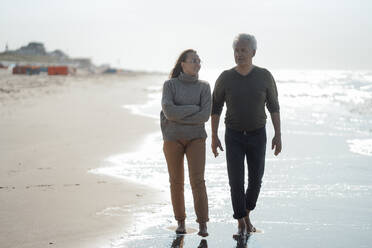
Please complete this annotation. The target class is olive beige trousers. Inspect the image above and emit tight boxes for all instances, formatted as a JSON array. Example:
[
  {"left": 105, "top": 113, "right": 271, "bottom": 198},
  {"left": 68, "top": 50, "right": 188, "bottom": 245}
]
[{"left": 163, "top": 138, "right": 209, "bottom": 223}]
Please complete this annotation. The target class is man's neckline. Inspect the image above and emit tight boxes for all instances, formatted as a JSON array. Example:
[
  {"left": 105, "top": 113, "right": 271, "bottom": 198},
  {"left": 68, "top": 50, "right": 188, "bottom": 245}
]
[{"left": 234, "top": 65, "right": 256, "bottom": 77}]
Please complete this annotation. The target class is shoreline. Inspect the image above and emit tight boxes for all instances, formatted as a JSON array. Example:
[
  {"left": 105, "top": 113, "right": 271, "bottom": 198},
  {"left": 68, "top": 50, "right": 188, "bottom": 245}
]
[{"left": 0, "top": 72, "right": 167, "bottom": 248}]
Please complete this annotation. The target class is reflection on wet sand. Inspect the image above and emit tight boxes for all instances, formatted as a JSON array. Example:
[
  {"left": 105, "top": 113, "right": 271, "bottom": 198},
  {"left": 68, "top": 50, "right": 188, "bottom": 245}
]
[
  {"left": 169, "top": 233, "right": 251, "bottom": 248},
  {"left": 169, "top": 233, "right": 250, "bottom": 248},
  {"left": 170, "top": 235, "right": 208, "bottom": 248},
  {"left": 234, "top": 234, "right": 251, "bottom": 248},
  {"left": 170, "top": 235, "right": 184, "bottom": 247}
]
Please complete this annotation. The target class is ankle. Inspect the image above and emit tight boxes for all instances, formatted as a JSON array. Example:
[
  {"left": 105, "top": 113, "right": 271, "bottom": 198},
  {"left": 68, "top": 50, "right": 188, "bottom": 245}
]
[
  {"left": 199, "top": 222, "right": 207, "bottom": 228},
  {"left": 238, "top": 218, "right": 246, "bottom": 228},
  {"left": 198, "top": 223, "right": 208, "bottom": 237},
  {"left": 177, "top": 220, "right": 185, "bottom": 228}
]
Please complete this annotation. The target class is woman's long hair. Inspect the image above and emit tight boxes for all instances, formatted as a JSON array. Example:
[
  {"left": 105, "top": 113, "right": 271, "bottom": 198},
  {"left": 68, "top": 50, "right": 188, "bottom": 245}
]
[{"left": 169, "top": 49, "right": 196, "bottom": 78}]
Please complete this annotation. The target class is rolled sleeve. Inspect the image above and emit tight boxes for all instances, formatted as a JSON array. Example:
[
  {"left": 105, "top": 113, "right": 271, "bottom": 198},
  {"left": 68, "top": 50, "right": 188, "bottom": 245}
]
[
  {"left": 211, "top": 72, "right": 226, "bottom": 115},
  {"left": 266, "top": 71, "right": 280, "bottom": 113}
]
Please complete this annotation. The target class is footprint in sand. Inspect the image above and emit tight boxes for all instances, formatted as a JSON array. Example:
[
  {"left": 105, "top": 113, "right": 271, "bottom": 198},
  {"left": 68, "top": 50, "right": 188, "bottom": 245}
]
[
  {"left": 63, "top": 184, "right": 80, "bottom": 187},
  {"left": 26, "top": 184, "right": 53, "bottom": 189},
  {"left": 8, "top": 170, "right": 19, "bottom": 175}
]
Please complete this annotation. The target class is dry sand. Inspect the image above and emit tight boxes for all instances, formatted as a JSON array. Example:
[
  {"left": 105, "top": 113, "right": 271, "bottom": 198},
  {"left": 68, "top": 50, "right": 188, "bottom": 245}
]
[{"left": 0, "top": 70, "right": 166, "bottom": 248}]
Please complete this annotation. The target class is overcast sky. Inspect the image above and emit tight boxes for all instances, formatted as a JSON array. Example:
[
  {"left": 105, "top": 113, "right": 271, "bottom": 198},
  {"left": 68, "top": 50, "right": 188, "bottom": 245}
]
[{"left": 1, "top": 0, "right": 372, "bottom": 72}]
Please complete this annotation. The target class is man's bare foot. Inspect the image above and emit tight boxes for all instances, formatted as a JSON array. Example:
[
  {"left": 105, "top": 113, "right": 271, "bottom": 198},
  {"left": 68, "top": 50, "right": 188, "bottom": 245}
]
[
  {"left": 175, "top": 220, "right": 186, "bottom": 234},
  {"left": 198, "top": 223, "right": 208, "bottom": 237},
  {"left": 244, "top": 210, "right": 256, "bottom": 233},
  {"left": 232, "top": 218, "right": 246, "bottom": 238}
]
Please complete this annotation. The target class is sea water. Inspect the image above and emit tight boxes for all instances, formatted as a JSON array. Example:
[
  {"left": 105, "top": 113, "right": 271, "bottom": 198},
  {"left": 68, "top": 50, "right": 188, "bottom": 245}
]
[{"left": 91, "top": 70, "right": 372, "bottom": 248}]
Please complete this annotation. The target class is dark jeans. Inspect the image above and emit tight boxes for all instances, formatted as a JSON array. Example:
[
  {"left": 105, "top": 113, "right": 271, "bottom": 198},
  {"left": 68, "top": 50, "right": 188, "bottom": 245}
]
[{"left": 225, "top": 126, "right": 267, "bottom": 219}]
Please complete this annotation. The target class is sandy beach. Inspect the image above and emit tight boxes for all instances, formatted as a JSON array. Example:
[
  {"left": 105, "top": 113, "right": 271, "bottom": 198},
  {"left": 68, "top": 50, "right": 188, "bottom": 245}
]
[
  {"left": 1, "top": 69, "right": 371, "bottom": 248},
  {"left": 0, "top": 70, "right": 166, "bottom": 248}
]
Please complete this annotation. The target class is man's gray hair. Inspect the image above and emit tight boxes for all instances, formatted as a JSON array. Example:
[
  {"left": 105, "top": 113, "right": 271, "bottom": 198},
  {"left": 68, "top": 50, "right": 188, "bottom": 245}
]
[{"left": 233, "top": 33, "right": 257, "bottom": 50}]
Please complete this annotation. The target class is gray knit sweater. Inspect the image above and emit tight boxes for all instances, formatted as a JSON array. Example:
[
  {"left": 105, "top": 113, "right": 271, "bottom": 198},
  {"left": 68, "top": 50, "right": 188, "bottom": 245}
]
[{"left": 160, "top": 73, "right": 211, "bottom": 141}]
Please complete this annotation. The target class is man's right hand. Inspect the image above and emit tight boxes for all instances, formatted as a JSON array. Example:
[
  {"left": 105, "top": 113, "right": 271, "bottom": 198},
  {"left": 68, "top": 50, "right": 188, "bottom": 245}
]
[{"left": 211, "top": 135, "right": 224, "bottom": 157}]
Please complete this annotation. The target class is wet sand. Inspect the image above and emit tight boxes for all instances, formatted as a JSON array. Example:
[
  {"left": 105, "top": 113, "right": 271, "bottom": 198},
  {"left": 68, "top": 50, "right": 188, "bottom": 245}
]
[
  {"left": 103, "top": 69, "right": 372, "bottom": 248},
  {"left": 0, "top": 70, "right": 166, "bottom": 248}
]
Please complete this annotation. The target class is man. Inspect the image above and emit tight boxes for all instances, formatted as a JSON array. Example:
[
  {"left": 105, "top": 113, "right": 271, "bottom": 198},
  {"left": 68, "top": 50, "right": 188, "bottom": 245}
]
[{"left": 211, "top": 33, "right": 282, "bottom": 235}]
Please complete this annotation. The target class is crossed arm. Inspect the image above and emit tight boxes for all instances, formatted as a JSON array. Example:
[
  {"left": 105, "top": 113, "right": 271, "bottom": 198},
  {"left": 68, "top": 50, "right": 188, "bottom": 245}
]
[{"left": 161, "top": 82, "right": 211, "bottom": 125}]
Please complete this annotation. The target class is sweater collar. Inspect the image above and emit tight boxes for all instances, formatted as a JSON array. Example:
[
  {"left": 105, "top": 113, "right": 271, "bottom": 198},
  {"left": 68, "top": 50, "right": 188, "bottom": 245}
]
[{"left": 178, "top": 72, "right": 198, "bottom": 83}]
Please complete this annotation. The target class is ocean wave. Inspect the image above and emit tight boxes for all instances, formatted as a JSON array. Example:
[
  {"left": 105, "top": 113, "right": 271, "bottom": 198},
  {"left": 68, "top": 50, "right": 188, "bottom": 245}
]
[{"left": 347, "top": 139, "right": 372, "bottom": 157}]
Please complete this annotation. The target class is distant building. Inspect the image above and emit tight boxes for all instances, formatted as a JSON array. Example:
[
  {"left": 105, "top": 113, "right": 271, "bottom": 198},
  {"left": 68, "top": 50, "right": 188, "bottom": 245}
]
[
  {"left": 13, "top": 66, "right": 41, "bottom": 75},
  {"left": 14, "top": 42, "right": 47, "bottom": 56},
  {"left": 0, "top": 42, "right": 97, "bottom": 71},
  {"left": 48, "top": 66, "right": 68, "bottom": 75},
  {"left": 49, "top": 49, "right": 69, "bottom": 61},
  {"left": 72, "top": 58, "right": 92, "bottom": 68},
  {"left": 103, "top": 68, "right": 117, "bottom": 74}
]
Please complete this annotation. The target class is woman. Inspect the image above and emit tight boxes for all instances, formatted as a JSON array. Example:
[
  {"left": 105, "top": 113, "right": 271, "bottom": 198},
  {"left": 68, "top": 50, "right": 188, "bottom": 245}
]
[{"left": 161, "top": 49, "right": 211, "bottom": 237}]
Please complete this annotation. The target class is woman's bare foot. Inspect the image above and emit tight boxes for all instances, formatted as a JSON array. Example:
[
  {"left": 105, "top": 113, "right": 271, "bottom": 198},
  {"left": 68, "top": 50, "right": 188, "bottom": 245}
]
[
  {"left": 175, "top": 220, "right": 186, "bottom": 234},
  {"left": 244, "top": 210, "right": 256, "bottom": 233},
  {"left": 198, "top": 223, "right": 208, "bottom": 237},
  {"left": 233, "top": 218, "right": 246, "bottom": 238}
]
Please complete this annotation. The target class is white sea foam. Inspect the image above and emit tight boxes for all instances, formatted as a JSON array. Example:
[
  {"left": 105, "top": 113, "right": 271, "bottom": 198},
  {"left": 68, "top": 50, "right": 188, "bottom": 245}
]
[
  {"left": 123, "top": 85, "right": 162, "bottom": 120},
  {"left": 348, "top": 139, "right": 372, "bottom": 157},
  {"left": 90, "top": 132, "right": 169, "bottom": 190}
]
